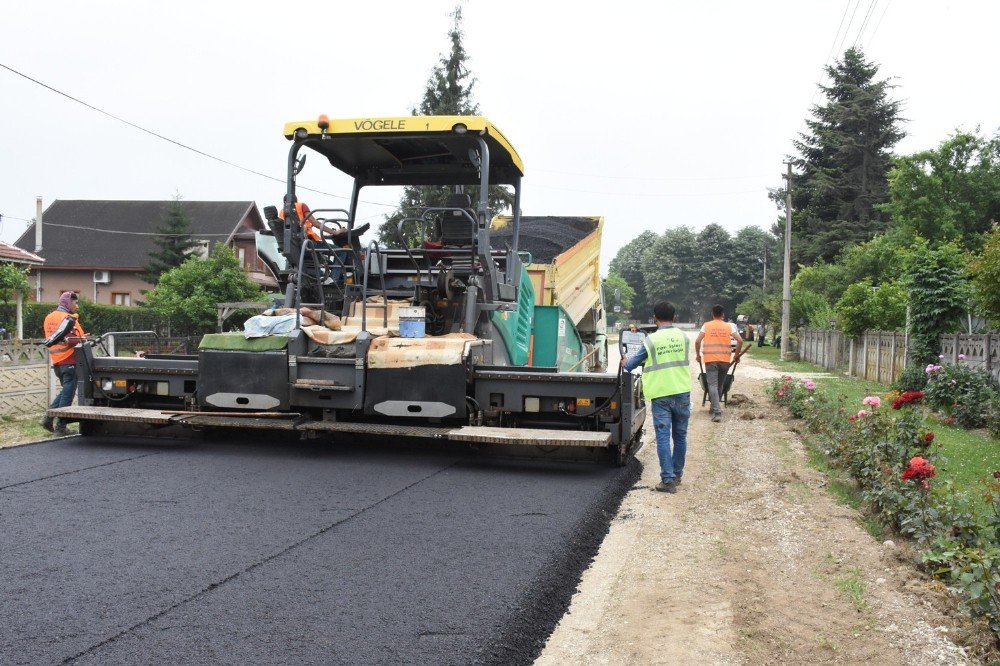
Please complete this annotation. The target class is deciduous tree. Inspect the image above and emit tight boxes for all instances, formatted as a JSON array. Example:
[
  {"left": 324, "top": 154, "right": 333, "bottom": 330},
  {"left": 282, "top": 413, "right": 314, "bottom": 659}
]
[
  {"left": 884, "top": 131, "right": 1000, "bottom": 250},
  {"left": 968, "top": 225, "right": 1000, "bottom": 325},
  {"left": 904, "top": 240, "right": 971, "bottom": 364},
  {"left": 834, "top": 279, "right": 906, "bottom": 338},
  {"left": 142, "top": 245, "right": 265, "bottom": 335},
  {"left": 0, "top": 262, "right": 29, "bottom": 303},
  {"left": 601, "top": 272, "right": 634, "bottom": 326},
  {"left": 608, "top": 230, "right": 658, "bottom": 322}
]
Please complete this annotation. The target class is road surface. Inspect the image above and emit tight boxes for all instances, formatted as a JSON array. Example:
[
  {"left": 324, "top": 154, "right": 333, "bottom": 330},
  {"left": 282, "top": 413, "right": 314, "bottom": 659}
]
[{"left": 0, "top": 435, "right": 637, "bottom": 665}]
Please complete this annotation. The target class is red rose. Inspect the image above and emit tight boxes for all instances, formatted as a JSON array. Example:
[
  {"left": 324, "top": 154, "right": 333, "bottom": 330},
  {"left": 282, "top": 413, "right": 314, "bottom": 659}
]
[
  {"left": 924, "top": 432, "right": 935, "bottom": 444},
  {"left": 901, "top": 456, "right": 936, "bottom": 483}
]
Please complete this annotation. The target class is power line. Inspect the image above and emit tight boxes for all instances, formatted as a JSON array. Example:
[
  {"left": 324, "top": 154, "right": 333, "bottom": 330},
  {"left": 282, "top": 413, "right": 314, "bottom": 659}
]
[
  {"left": 865, "top": 0, "right": 892, "bottom": 47},
  {"left": 823, "top": 0, "right": 855, "bottom": 72},
  {"left": 793, "top": 0, "right": 857, "bottom": 148},
  {"left": 853, "top": 0, "right": 880, "bottom": 47},
  {"left": 0, "top": 62, "right": 397, "bottom": 209},
  {"left": 835, "top": 0, "right": 862, "bottom": 57}
]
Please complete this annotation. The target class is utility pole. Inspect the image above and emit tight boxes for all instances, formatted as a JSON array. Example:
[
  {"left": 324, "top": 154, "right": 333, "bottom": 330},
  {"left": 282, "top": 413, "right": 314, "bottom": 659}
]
[
  {"left": 762, "top": 242, "right": 767, "bottom": 291},
  {"left": 780, "top": 162, "right": 793, "bottom": 361}
]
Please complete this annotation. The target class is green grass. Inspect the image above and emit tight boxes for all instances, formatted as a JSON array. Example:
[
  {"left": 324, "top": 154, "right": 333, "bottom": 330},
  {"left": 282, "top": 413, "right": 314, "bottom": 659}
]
[
  {"left": 748, "top": 343, "right": 823, "bottom": 373},
  {"left": 931, "top": 419, "right": 1000, "bottom": 494},
  {"left": 834, "top": 567, "right": 870, "bottom": 613}
]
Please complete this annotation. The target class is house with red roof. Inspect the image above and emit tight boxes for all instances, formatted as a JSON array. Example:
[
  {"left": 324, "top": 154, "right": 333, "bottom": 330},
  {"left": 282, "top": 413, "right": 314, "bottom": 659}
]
[{"left": 0, "top": 240, "right": 44, "bottom": 339}]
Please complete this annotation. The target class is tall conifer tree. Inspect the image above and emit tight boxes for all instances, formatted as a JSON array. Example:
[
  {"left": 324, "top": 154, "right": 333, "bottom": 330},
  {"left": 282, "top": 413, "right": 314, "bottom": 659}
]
[
  {"left": 774, "top": 47, "right": 904, "bottom": 265},
  {"left": 144, "top": 197, "right": 201, "bottom": 283},
  {"left": 377, "top": 6, "right": 513, "bottom": 247}
]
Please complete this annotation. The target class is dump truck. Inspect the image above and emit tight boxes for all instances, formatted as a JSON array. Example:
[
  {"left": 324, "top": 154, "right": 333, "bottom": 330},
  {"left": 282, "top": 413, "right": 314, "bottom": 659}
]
[
  {"left": 491, "top": 215, "right": 608, "bottom": 373},
  {"left": 50, "top": 116, "right": 645, "bottom": 464}
]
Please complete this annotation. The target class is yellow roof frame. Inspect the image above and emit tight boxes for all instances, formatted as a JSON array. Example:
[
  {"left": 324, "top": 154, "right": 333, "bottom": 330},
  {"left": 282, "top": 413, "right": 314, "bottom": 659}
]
[{"left": 283, "top": 115, "right": 524, "bottom": 186}]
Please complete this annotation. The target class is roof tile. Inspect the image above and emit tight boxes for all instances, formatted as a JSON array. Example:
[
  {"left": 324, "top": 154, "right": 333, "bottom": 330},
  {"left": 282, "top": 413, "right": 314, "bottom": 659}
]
[{"left": 13, "top": 200, "right": 260, "bottom": 268}]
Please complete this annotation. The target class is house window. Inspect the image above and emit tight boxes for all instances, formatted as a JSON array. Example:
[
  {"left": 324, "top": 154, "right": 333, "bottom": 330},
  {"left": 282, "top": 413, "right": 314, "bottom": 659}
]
[
  {"left": 112, "top": 292, "right": 131, "bottom": 306},
  {"left": 238, "top": 247, "right": 246, "bottom": 267}
]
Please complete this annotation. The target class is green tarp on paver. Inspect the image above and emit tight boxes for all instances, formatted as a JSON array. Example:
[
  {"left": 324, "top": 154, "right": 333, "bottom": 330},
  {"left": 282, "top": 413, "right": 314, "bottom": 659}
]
[{"left": 198, "top": 333, "right": 289, "bottom": 352}]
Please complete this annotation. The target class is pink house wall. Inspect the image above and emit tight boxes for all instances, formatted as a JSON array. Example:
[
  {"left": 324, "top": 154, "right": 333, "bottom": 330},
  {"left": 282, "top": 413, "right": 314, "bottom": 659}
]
[{"left": 31, "top": 269, "right": 152, "bottom": 305}]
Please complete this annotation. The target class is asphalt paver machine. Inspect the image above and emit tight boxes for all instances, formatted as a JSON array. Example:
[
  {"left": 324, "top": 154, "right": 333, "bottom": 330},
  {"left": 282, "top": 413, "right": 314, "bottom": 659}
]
[{"left": 52, "top": 116, "right": 645, "bottom": 464}]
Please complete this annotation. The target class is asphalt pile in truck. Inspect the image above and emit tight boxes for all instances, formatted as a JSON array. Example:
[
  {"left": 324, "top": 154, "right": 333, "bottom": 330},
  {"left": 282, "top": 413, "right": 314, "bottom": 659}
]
[{"left": 492, "top": 216, "right": 599, "bottom": 263}]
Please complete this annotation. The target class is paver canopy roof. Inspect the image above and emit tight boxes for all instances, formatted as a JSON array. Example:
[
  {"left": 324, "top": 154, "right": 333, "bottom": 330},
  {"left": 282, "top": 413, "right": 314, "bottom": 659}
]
[
  {"left": 283, "top": 116, "right": 524, "bottom": 186},
  {"left": 13, "top": 200, "right": 257, "bottom": 268}
]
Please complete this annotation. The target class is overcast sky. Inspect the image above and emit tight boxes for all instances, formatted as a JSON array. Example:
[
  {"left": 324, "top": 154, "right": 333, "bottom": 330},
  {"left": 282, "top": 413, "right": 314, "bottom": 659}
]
[{"left": 2, "top": 1, "right": 998, "bottom": 271}]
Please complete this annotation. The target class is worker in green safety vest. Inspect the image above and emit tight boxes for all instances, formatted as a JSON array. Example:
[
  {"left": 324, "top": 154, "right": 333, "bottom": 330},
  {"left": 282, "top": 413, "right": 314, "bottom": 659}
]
[{"left": 622, "top": 301, "right": 692, "bottom": 493}]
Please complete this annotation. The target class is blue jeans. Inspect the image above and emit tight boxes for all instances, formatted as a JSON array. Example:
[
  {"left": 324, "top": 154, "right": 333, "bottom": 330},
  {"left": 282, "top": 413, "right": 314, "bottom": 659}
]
[
  {"left": 49, "top": 364, "right": 77, "bottom": 412},
  {"left": 651, "top": 392, "right": 690, "bottom": 483}
]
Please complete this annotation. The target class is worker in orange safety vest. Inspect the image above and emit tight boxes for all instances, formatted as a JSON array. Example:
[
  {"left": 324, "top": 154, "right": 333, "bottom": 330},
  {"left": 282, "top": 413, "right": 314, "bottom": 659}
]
[
  {"left": 695, "top": 304, "right": 743, "bottom": 423},
  {"left": 278, "top": 202, "right": 322, "bottom": 242},
  {"left": 41, "top": 291, "right": 86, "bottom": 436}
]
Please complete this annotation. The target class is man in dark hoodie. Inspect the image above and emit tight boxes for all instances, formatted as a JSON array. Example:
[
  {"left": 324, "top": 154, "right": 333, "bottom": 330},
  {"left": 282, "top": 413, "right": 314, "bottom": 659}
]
[{"left": 40, "top": 291, "right": 85, "bottom": 436}]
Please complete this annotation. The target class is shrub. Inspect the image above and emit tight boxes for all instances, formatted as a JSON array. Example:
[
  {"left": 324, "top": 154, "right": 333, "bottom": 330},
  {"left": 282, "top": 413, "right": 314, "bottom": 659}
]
[
  {"left": 893, "top": 363, "right": 929, "bottom": 393},
  {"left": 924, "top": 361, "right": 999, "bottom": 428},
  {"left": 767, "top": 375, "right": 816, "bottom": 418},
  {"left": 986, "top": 398, "right": 1000, "bottom": 440}
]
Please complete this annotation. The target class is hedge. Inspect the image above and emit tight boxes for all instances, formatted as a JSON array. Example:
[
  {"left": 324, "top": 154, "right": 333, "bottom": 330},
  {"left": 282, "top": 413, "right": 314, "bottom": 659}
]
[{"left": 0, "top": 301, "right": 167, "bottom": 338}]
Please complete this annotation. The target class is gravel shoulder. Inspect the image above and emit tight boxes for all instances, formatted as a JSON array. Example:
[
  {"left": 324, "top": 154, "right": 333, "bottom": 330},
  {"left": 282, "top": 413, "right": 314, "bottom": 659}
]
[{"left": 536, "top": 354, "right": 972, "bottom": 665}]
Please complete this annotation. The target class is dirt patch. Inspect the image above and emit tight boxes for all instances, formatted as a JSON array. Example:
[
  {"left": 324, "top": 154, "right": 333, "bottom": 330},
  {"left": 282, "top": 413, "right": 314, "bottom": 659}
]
[{"left": 536, "top": 356, "right": 972, "bottom": 665}]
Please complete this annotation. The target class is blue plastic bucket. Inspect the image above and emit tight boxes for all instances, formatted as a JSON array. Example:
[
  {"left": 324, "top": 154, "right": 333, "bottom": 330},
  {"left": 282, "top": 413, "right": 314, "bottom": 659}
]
[{"left": 399, "top": 306, "right": 426, "bottom": 338}]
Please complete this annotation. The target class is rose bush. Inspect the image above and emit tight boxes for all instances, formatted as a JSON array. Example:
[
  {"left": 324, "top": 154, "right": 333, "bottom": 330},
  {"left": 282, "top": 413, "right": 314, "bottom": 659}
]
[
  {"left": 924, "top": 360, "right": 999, "bottom": 428},
  {"left": 769, "top": 377, "right": 1000, "bottom": 644}
]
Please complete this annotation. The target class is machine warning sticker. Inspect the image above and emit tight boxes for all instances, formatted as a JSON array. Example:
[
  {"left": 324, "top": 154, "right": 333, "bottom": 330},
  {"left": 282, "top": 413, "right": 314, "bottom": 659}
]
[
  {"left": 577, "top": 398, "right": 592, "bottom": 407},
  {"left": 558, "top": 318, "right": 566, "bottom": 337}
]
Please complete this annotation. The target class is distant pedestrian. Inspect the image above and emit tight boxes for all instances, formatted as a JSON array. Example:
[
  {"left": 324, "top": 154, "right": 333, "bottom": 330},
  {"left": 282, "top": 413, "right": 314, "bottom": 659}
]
[
  {"left": 41, "top": 291, "right": 85, "bottom": 436},
  {"left": 757, "top": 321, "right": 767, "bottom": 347},
  {"left": 622, "top": 301, "right": 691, "bottom": 493},
  {"left": 695, "top": 304, "right": 744, "bottom": 423}
]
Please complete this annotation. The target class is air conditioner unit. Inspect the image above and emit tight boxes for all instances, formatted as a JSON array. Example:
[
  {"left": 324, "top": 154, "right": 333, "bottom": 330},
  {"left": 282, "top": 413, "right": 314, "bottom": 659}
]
[{"left": 93, "top": 270, "right": 111, "bottom": 284}]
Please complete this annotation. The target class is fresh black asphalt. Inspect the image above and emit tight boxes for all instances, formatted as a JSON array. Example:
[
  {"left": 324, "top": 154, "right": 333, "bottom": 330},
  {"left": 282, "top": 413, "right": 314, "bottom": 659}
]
[{"left": 0, "top": 435, "right": 639, "bottom": 665}]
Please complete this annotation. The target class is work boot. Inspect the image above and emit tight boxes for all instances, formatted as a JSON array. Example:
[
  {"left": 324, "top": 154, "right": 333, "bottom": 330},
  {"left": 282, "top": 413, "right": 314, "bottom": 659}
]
[
  {"left": 39, "top": 415, "right": 54, "bottom": 433},
  {"left": 653, "top": 481, "right": 678, "bottom": 493},
  {"left": 53, "top": 419, "right": 71, "bottom": 437},
  {"left": 711, "top": 413, "right": 722, "bottom": 423}
]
